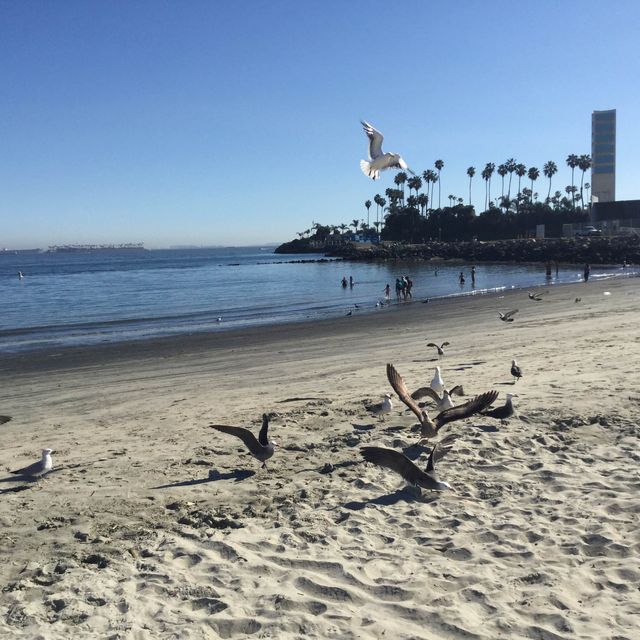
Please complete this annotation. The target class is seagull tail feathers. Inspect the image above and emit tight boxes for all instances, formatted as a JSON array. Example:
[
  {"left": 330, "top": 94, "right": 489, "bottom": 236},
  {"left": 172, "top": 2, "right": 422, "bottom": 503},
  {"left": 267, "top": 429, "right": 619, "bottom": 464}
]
[{"left": 360, "top": 159, "right": 379, "bottom": 180}]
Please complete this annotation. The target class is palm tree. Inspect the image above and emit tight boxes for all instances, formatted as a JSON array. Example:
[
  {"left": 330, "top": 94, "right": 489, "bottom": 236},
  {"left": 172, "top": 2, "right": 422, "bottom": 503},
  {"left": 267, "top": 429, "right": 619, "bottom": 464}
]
[
  {"left": 584, "top": 182, "right": 591, "bottom": 209},
  {"left": 566, "top": 154, "right": 579, "bottom": 209},
  {"left": 407, "top": 175, "right": 422, "bottom": 198},
  {"left": 351, "top": 219, "right": 360, "bottom": 235},
  {"left": 497, "top": 164, "right": 508, "bottom": 199},
  {"left": 482, "top": 162, "right": 495, "bottom": 210},
  {"left": 338, "top": 223, "right": 348, "bottom": 235},
  {"left": 578, "top": 154, "right": 592, "bottom": 209},
  {"left": 505, "top": 158, "right": 516, "bottom": 198},
  {"left": 513, "top": 163, "right": 526, "bottom": 212},
  {"left": 448, "top": 194, "right": 455, "bottom": 207},
  {"left": 378, "top": 197, "right": 386, "bottom": 228},
  {"left": 365, "top": 199, "right": 372, "bottom": 227},
  {"left": 527, "top": 167, "right": 539, "bottom": 201},
  {"left": 434, "top": 160, "right": 444, "bottom": 208},
  {"left": 416, "top": 193, "right": 428, "bottom": 216},
  {"left": 394, "top": 172, "right": 407, "bottom": 204},
  {"left": 466, "top": 166, "right": 475, "bottom": 206},
  {"left": 543, "top": 161, "right": 558, "bottom": 202}
]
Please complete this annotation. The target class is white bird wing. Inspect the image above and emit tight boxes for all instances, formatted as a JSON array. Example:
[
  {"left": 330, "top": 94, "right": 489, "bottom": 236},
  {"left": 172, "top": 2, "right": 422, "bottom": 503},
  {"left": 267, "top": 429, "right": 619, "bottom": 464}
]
[{"left": 361, "top": 120, "right": 384, "bottom": 159}]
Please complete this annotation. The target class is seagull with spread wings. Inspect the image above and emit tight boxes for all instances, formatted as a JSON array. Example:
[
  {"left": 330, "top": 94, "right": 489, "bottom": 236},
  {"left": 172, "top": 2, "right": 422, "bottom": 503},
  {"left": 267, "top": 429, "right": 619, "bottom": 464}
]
[
  {"left": 386, "top": 363, "right": 498, "bottom": 439},
  {"left": 426, "top": 341, "right": 450, "bottom": 358},
  {"left": 498, "top": 309, "right": 519, "bottom": 322},
  {"left": 360, "top": 121, "right": 415, "bottom": 180},
  {"left": 361, "top": 442, "right": 452, "bottom": 491},
  {"left": 210, "top": 414, "right": 276, "bottom": 469}
]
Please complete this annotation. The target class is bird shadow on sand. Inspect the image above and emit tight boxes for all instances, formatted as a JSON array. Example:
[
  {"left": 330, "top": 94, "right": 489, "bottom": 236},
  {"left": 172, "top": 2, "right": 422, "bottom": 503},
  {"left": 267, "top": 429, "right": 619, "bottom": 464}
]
[
  {"left": 151, "top": 468, "right": 255, "bottom": 490},
  {"left": 344, "top": 487, "right": 441, "bottom": 510},
  {"left": 474, "top": 423, "right": 501, "bottom": 433},
  {"left": 496, "top": 381, "right": 518, "bottom": 386},
  {"left": 352, "top": 422, "right": 376, "bottom": 431}
]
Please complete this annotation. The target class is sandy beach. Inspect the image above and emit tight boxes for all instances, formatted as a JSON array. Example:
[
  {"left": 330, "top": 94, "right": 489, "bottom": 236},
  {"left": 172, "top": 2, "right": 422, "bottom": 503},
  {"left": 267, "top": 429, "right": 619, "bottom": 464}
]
[{"left": 1, "top": 276, "right": 639, "bottom": 639}]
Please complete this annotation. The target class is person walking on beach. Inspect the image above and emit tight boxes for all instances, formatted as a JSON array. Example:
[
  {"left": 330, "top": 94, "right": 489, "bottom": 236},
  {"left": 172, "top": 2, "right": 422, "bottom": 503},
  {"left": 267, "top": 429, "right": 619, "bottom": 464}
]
[
  {"left": 395, "top": 278, "right": 404, "bottom": 301},
  {"left": 459, "top": 271, "right": 465, "bottom": 286},
  {"left": 405, "top": 276, "right": 413, "bottom": 299},
  {"left": 384, "top": 283, "right": 391, "bottom": 299},
  {"left": 471, "top": 266, "right": 476, "bottom": 287},
  {"left": 583, "top": 263, "right": 590, "bottom": 282}
]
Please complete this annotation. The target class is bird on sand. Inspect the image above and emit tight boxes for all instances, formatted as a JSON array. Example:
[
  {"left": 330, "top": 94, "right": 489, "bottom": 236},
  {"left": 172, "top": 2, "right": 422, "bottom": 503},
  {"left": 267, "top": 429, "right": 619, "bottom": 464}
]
[
  {"left": 481, "top": 393, "right": 515, "bottom": 422},
  {"left": 0, "top": 416, "right": 12, "bottom": 425},
  {"left": 498, "top": 309, "right": 519, "bottom": 322},
  {"left": 430, "top": 366, "right": 445, "bottom": 395},
  {"left": 366, "top": 393, "right": 393, "bottom": 420},
  {"left": 410, "top": 387, "right": 460, "bottom": 412},
  {"left": 528, "top": 291, "right": 546, "bottom": 301},
  {"left": 361, "top": 443, "right": 452, "bottom": 491},
  {"left": 11, "top": 449, "right": 53, "bottom": 479},
  {"left": 511, "top": 359, "right": 523, "bottom": 383},
  {"left": 210, "top": 414, "right": 276, "bottom": 469},
  {"left": 360, "top": 121, "right": 415, "bottom": 180},
  {"left": 426, "top": 341, "right": 450, "bottom": 358},
  {"left": 386, "top": 363, "right": 498, "bottom": 439},
  {"left": 575, "top": 297, "right": 581, "bottom": 303}
]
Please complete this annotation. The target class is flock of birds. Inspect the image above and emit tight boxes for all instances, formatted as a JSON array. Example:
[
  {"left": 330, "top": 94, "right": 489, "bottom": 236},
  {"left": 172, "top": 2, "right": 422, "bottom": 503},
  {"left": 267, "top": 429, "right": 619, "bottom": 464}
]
[{"left": 207, "top": 346, "right": 523, "bottom": 494}]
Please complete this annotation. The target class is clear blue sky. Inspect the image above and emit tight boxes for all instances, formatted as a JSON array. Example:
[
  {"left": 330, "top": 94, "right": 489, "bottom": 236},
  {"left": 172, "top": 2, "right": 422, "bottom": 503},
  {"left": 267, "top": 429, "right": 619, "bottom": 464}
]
[{"left": 2, "top": 0, "right": 639, "bottom": 249}]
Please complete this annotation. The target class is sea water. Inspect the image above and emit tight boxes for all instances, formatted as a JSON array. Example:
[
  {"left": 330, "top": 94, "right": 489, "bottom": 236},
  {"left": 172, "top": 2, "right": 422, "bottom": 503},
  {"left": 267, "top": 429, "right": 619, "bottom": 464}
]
[{"left": 0, "top": 247, "right": 633, "bottom": 354}]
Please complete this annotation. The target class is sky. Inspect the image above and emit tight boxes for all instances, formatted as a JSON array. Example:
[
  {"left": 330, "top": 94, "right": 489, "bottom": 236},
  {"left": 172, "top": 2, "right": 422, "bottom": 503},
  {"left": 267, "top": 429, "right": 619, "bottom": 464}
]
[{"left": 2, "top": 0, "right": 639, "bottom": 249}]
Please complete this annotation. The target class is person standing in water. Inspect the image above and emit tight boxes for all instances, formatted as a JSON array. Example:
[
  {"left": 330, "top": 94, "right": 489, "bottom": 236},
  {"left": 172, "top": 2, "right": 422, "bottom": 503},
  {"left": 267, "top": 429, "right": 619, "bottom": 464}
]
[
  {"left": 471, "top": 266, "right": 476, "bottom": 287},
  {"left": 583, "top": 263, "right": 590, "bottom": 282},
  {"left": 384, "top": 283, "right": 391, "bottom": 299},
  {"left": 459, "top": 271, "right": 465, "bottom": 286}
]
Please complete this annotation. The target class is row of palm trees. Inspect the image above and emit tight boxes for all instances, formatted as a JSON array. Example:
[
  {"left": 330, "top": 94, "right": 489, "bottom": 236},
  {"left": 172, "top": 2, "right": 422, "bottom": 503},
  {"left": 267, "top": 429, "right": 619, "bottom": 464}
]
[{"left": 367, "top": 154, "right": 592, "bottom": 221}]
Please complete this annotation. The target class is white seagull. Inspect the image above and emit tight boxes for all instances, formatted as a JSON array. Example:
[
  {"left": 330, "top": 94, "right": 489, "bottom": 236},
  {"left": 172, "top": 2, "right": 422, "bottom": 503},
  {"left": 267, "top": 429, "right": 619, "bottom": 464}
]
[
  {"left": 11, "top": 449, "right": 54, "bottom": 479},
  {"left": 430, "top": 366, "right": 445, "bottom": 395},
  {"left": 366, "top": 393, "right": 393, "bottom": 420},
  {"left": 360, "top": 121, "right": 415, "bottom": 180}
]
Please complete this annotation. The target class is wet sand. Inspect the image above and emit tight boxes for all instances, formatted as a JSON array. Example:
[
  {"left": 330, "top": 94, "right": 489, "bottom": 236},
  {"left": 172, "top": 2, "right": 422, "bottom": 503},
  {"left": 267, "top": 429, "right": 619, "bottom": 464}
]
[{"left": 1, "top": 276, "right": 639, "bottom": 639}]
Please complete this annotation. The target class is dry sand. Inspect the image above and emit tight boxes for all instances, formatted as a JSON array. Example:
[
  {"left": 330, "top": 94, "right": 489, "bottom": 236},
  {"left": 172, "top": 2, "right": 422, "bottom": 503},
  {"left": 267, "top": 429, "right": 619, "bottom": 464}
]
[{"left": 1, "top": 276, "right": 639, "bottom": 639}]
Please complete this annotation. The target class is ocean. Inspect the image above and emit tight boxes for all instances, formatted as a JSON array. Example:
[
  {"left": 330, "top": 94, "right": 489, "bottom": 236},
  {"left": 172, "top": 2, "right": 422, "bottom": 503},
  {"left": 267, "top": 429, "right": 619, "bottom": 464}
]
[{"left": 0, "top": 247, "right": 633, "bottom": 354}]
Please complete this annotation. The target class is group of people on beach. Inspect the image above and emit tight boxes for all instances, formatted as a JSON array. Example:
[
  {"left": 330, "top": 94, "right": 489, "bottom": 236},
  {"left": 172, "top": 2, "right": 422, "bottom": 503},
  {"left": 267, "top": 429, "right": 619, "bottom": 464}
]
[{"left": 392, "top": 276, "right": 413, "bottom": 301}]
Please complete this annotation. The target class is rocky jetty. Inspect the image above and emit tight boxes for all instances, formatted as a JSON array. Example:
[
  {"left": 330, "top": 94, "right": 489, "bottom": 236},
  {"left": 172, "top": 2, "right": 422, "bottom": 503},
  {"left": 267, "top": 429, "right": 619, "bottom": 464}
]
[{"left": 276, "top": 236, "right": 640, "bottom": 265}]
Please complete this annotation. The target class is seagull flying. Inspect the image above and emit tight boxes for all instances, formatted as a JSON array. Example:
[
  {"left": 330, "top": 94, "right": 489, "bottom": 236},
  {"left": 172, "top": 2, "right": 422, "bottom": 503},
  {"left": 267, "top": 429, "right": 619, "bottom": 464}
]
[
  {"left": 386, "top": 363, "right": 498, "bottom": 439},
  {"left": 426, "top": 341, "right": 450, "bottom": 358},
  {"left": 0, "top": 415, "right": 12, "bottom": 425},
  {"left": 361, "top": 443, "right": 452, "bottom": 491},
  {"left": 481, "top": 393, "right": 515, "bottom": 421},
  {"left": 498, "top": 309, "right": 519, "bottom": 322},
  {"left": 11, "top": 449, "right": 53, "bottom": 479},
  {"left": 366, "top": 393, "right": 393, "bottom": 420},
  {"left": 210, "top": 414, "right": 276, "bottom": 469},
  {"left": 511, "top": 359, "right": 523, "bottom": 383},
  {"left": 360, "top": 121, "right": 415, "bottom": 180}
]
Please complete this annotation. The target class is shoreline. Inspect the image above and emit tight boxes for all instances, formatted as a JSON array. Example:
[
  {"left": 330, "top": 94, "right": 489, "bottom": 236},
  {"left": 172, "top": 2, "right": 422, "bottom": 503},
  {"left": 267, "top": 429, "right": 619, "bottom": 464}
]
[{"left": 1, "top": 275, "right": 631, "bottom": 376}]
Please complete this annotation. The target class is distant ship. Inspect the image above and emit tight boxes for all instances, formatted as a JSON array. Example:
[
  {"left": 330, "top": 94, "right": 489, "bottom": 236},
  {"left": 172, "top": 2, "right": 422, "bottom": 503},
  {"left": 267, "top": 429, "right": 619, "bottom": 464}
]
[{"left": 47, "top": 243, "right": 148, "bottom": 254}]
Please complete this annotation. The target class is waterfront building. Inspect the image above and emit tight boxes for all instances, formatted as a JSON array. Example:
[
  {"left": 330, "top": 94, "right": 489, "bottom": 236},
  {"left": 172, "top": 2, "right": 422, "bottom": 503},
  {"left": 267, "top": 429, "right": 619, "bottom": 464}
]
[{"left": 591, "top": 109, "right": 616, "bottom": 203}]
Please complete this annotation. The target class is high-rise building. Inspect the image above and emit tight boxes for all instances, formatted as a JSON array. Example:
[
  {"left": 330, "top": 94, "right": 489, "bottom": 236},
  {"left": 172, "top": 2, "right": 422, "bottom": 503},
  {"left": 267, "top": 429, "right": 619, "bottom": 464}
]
[{"left": 591, "top": 109, "right": 616, "bottom": 203}]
